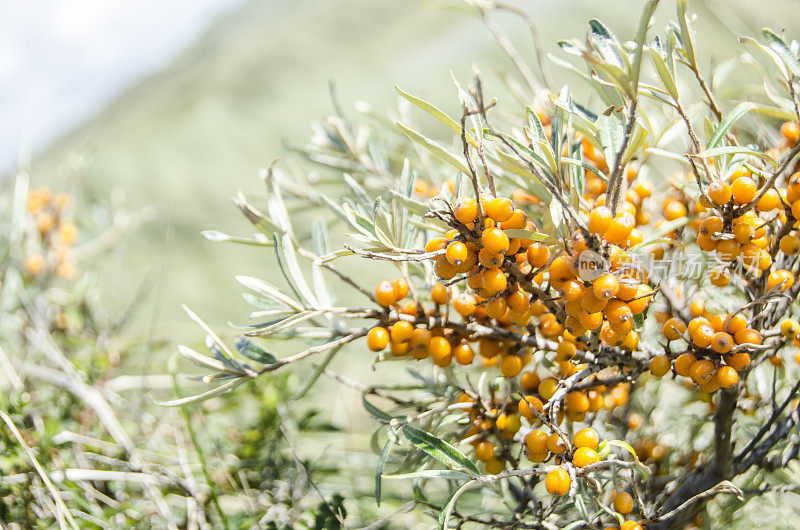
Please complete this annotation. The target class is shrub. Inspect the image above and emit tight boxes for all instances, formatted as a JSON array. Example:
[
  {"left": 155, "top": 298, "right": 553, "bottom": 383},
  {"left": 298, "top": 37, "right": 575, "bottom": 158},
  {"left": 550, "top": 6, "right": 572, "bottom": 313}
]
[{"left": 175, "top": 2, "right": 800, "bottom": 528}]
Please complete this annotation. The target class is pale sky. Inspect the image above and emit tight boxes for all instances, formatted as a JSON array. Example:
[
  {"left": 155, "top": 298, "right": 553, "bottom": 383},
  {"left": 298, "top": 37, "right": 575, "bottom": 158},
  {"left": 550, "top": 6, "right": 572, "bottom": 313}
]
[{"left": 0, "top": 0, "right": 246, "bottom": 174}]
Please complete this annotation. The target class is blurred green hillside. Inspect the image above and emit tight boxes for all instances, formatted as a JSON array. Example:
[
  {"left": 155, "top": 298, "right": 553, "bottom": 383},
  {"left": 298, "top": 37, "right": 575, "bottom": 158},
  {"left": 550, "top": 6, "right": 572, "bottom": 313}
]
[{"left": 29, "top": 0, "right": 800, "bottom": 342}]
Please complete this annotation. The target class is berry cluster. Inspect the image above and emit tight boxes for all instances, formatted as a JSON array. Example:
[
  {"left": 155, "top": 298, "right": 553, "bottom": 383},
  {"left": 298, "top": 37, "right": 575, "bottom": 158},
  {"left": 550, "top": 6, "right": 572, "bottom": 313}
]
[
  {"left": 24, "top": 186, "right": 78, "bottom": 280},
  {"left": 647, "top": 120, "right": 800, "bottom": 383}
]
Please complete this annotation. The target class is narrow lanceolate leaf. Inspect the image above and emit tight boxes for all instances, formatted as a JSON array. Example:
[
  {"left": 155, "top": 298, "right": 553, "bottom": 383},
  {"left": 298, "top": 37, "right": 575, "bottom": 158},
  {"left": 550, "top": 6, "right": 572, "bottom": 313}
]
[
  {"left": 363, "top": 394, "right": 394, "bottom": 421},
  {"left": 588, "top": 19, "right": 624, "bottom": 69},
  {"left": 677, "top": 0, "right": 696, "bottom": 65},
  {"left": 375, "top": 436, "right": 394, "bottom": 506},
  {"left": 502, "top": 229, "right": 555, "bottom": 244},
  {"left": 234, "top": 191, "right": 283, "bottom": 237},
  {"left": 201, "top": 230, "right": 272, "bottom": 246},
  {"left": 396, "top": 122, "right": 471, "bottom": 175},
  {"left": 395, "top": 85, "right": 477, "bottom": 147},
  {"left": 236, "top": 275, "right": 304, "bottom": 312},
  {"left": 244, "top": 310, "right": 324, "bottom": 337},
  {"left": 648, "top": 48, "right": 679, "bottom": 99},
  {"left": 526, "top": 106, "right": 546, "bottom": 141},
  {"left": 388, "top": 190, "right": 428, "bottom": 216},
  {"left": 707, "top": 102, "right": 756, "bottom": 148},
  {"left": 235, "top": 336, "right": 277, "bottom": 364},
  {"left": 402, "top": 425, "right": 480, "bottom": 477},
  {"left": 275, "top": 233, "right": 319, "bottom": 309},
  {"left": 620, "top": 124, "right": 648, "bottom": 168},
  {"left": 438, "top": 480, "right": 479, "bottom": 530},
  {"left": 178, "top": 345, "right": 235, "bottom": 373},
  {"left": 154, "top": 378, "right": 245, "bottom": 407},
  {"left": 763, "top": 29, "right": 800, "bottom": 78},
  {"left": 182, "top": 305, "right": 238, "bottom": 362},
  {"left": 596, "top": 113, "right": 624, "bottom": 170},
  {"left": 384, "top": 470, "right": 470, "bottom": 481}
]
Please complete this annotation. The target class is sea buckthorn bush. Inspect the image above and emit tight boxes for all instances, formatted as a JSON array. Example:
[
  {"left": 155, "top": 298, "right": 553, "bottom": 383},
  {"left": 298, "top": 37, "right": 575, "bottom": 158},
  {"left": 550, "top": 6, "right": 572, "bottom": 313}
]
[{"left": 173, "top": 2, "right": 800, "bottom": 528}]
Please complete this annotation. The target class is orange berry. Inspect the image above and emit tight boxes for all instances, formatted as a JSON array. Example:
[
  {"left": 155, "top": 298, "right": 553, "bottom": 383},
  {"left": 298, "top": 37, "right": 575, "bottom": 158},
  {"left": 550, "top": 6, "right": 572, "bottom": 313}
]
[
  {"left": 593, "top": 273, "right": 620, "bottom": 300},
  {"left": 500, "top": 355, "right": 524, "bottom": 377},
  {"left": 409, "top": 328, "right": 431, "bottom": 357},
  {"left": 482, "top": 268, "right": 508, "bottom": 294},
  {"left": 715, "top": 239, "right": 740, "bottom": 262},
  {"left": 484, "top": 196, "right": 514, "bottom": 222},
  {"left": 520, "top": 371, "right": 541, "bottom": 392},
  {"left": 519, "top": 395, "right": 544, "bottom": 421},
  {"left": 501, "top": 209, "right": 527, "bottom": 230},
  {"left": 526, "top": 429, "right": 549, "bottom": 453},
  {"left": 731, "top": 177, "right": 757, "bottom": 204},
  {"left": 565, "top": 391, "right": 589, "bottom": 413},
  {"left": 711, "top": 332, "right": 733, "bottom": 354},
  {"left": 756, "top": 188, "right": 781, "bottom": 212},
  {"left": 768, "top": 269, "right": 794, "bottom": 291},
  {"left": 707, "top": 181, "right": 732, "bottom": 206},
  {"left": 446, "top": 241, "right": 468, "bottom": 266},
  {"left": 689, "top": 359, "right": 715, "bottom": 383},
  {"left": 481, "top": 227, "right": 510, "bottom": 254},
  {"left": 605, "top": 213, "right": 636, "bottom": 245},
  {"left": 425, "top": 237, "right": 447, "bottom": 253},
  {"left": 709, "top": 267, "right": 730, "bottom": 287},
  {"left": 716, "top": 366, "right": 739, "bottom": 388},
  {"left": 547, "top": 432, "right": 568, "bottom": 454},
  {"left": 734, "top": 328, "right": 761, "bottom": 346},
  {"left": 454, "top": 197, "right": 478, "bottom": 224},
  {"left": 725, "top": 313, "right": 747, "bottom": 334},
  {"left": 475, "top": 441, "right": 495, "bottom": 462},
  {"left": 538, "top": 378, "right": 559, "bottom": 401},
  {"left": 691, "top": 324, "right": 715, "bottom": 349},
  {"left": 699, "top": 216, "right": 724, "bottom": 237},
  {"left": 429, "top": 337, "right": 452, "bottom": 365},
  {"left": 674, "top": 352, "right": 697, "bottom": 377},
  {"left": 390, "top": 340, "right": 410, "bottom": 355},
  {"left": 478, "top": 248, "right": 504, "bottom": 268},
  {"left": 485, "top": 457, "right": 505, "bottom": 475},
  {"left": 453, "top": 293, "right": 477, "bottom": 317},
  {"left": 662, "top": 318, "right": 686, "bottom": 341},
  {"left": 620, "top": 521, "right": 643, "bottom": 530},
  {"left": 781, "top": 121, "right": 800, "bottom": 145},
  {"left": 649, "top": 355, "right": 671, "bottom": 377},
  {"left": 579, "top": 310, "right": 603, "bottom": 330},
  {"left": 614, "top": 492, "right": 634, "bottom": 515},
  {"left": 453, "top": 342, "right": 475, "bottom": 365},
  {"left": 573, "top": 427, "right": 599, "bottom": 449},
  {"left": 479, "top": 338, "right": 501, "bottom": 358},
  {"left": 545, "top": 468, "right": 570, "bottom": 496},
  {"left": 434, "top": 257, "right": 458, "bottom": 280},
  {"left": 486, "top": 297, "right": 508, "bottom": 319},
  {"left": 573, "top": 446, "right": 599, "bottom": 467},
  {"left": 367, "top": 327, "right": 390, "bottom": 351},
  {"left": 549, "top": 255, "right": 574, "bottom": 284},
  {"left": 431, "top": 282, "right": 450, "bottom": 305},
  {"left": 724, "top": 352, "right": 751, "bottom": 371},
  {"left": 390, "top": 320, "right": 414, "bottom": 343},
  {"left": 605, "top": 299, "right": 633, "bottom": 325},
  {"left": 662, "top": 199, "right": 688, "bottom": 221},
  {"left": 622, "top": 330, "right": 640, "bottom": 350},
  {"left": 780, "top": 234, "right": 800, "bottom": 255},
  {"left": 527, "top": 243, "right": 551, "bottom": 268},
  {"left": 733, "top": 222, "right": 753, "bottom": 244},
  {"left": 25, "top": 254, "right": 46, "bottom": 276},
  {"left": 588, "top": 206, "right": 612, "bottom": 234}
]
